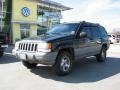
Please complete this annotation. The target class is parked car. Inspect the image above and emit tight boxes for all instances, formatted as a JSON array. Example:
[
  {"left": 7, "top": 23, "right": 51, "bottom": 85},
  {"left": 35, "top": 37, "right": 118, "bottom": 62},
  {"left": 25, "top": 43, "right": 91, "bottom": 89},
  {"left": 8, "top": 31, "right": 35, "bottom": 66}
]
[
  {"left": 108, "top": 34, "right": 116, "bottom": 44},
  {"left": 13, "top": 21, "right": 110, "bottom": 75},
  {"left": 0, "top": 32, "right": 9, "bottom": 57}
]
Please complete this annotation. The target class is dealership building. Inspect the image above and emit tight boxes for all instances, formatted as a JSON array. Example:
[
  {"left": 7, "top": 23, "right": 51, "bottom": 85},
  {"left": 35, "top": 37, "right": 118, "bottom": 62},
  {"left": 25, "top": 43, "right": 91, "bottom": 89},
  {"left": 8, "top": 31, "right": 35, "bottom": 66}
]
[{"left": 0, "top": 0, "right": 71, "bottom": 43}]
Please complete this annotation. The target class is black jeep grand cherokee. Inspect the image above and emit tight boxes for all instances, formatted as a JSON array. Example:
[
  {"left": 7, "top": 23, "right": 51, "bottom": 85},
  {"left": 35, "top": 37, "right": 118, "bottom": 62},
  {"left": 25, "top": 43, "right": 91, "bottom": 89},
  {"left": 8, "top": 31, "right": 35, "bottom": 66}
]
[{"left": 13, "top": 21, "right": 110, "bottom": 75}]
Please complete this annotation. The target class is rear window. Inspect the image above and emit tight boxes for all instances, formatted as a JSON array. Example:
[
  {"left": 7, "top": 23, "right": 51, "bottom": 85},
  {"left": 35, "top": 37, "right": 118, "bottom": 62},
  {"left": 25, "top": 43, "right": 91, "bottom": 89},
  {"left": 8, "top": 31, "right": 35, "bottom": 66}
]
[{"left": 99, "top": 26, "right": 107, "bottom": 37}]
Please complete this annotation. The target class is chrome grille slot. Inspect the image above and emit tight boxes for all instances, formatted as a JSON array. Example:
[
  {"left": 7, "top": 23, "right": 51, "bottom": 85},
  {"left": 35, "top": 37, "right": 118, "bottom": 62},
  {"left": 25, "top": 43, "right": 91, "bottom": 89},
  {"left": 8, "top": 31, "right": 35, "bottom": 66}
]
[
  {"left": 23, "top": 43, "right": 25, "bottom": 50},
  {"left": 21, "top": 43, "right": 23, "bottom": 50},
  {"left": 31, "top": 44, "right": 34, "bottom": 51},
  {"left": 20, "top": 43, "right": 22, "bottom": 50},
  {"left": 25, "top": 43, "right": 28, "bottom": 50},
  {"left": 18, "top": 43, "right": 38, "bottom": 52},
  {"left": 22, "top": 43, "right": 24, "bottom": 50},
  {"left": 28, "top": 43, "right": 31, "bottom": 51},
  {"left": 35, "top": 44, "right": 37, "bottom": 51}
]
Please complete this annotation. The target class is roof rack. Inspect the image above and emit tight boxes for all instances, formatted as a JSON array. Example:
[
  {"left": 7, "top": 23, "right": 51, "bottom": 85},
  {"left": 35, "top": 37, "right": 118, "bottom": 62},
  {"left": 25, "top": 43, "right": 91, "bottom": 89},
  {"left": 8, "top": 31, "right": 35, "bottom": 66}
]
[
  {"left": 81, "top": 21, "right": 99, "bottom": 26},
  {"left": 63, "top": 21, "right": 99, "bottom": 26}
]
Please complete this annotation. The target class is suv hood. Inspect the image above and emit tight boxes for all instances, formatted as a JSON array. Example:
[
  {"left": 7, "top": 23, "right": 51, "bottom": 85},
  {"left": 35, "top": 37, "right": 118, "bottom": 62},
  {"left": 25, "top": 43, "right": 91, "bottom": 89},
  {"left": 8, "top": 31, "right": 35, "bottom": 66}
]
[{"left": 22, "top": 34, "right": 74, "bottom": 42}]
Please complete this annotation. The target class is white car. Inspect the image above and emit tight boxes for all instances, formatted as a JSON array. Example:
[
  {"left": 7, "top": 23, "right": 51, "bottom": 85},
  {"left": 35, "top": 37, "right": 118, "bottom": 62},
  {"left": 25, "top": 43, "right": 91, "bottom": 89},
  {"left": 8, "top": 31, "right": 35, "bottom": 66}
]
[{"left": 108, "top": 35, "right": 116, "bottom": 44}]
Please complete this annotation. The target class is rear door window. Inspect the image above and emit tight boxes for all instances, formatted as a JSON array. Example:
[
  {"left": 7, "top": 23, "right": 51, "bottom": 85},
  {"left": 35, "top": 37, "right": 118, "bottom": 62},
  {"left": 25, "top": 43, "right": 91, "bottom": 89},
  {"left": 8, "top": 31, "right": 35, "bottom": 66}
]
[
  {"left": 81, "top": 26, "right": 92, "bottom": 39},
  {"left": 90, "top": 26, "right": 101, "bottom": 38}
]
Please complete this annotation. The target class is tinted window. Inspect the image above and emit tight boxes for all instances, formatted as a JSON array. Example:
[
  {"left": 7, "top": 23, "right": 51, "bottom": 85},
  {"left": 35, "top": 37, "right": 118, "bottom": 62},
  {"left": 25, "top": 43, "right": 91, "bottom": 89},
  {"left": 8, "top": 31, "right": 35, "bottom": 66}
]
[
  {"left": 99, "top": 26, "right": 107, "bottom": 37},
  {"left": 90, "top": 26, "right": 101, "bottom": 38},
  {"left": 81, "top": 27, "right": 92, "bottom": 38},
  {"left": 47, "top": 23, "right": 79, "bottom": 35}
]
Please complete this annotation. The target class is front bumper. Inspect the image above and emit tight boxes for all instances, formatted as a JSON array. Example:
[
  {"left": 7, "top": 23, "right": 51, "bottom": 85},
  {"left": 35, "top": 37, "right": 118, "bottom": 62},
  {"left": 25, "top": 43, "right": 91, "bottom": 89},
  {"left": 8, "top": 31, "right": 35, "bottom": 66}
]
[{"left": 12, "top": 49, "right": 58, "bottom": 65}]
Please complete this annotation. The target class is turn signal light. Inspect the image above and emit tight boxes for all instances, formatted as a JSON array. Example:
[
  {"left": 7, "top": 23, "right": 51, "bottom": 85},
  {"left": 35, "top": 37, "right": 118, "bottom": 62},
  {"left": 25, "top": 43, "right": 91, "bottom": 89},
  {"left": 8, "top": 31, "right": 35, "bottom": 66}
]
[{"left": 48, "top": 43, "right": 52, "bottom": 49}]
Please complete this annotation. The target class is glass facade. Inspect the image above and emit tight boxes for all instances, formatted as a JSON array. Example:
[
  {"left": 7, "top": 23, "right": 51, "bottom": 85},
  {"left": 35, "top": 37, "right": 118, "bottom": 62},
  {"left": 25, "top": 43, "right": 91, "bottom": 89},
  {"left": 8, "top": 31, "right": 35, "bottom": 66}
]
[
  {"left": 37, "top": 5, "right": 62, "bottom": 35},
  {"left": 20, "top": 24, "right": 30, "bottom": 39},
  {"left": 0, "top": 0, "right": 7, "bottom": 32}
]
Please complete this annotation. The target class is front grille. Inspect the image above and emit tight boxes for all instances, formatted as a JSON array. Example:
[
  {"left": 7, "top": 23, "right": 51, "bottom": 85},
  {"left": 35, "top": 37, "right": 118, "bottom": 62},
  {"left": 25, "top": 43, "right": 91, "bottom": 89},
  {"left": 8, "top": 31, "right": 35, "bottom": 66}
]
[{"left": 18, "top": 43, "right": 38, "bottom": 52}]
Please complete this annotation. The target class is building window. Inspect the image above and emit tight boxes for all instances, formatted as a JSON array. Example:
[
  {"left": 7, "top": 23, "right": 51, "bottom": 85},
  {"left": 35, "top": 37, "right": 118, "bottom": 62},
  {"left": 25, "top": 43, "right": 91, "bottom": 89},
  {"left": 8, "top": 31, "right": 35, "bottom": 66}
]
[
  {"left": 0, "top": 0, "right": 6, "bottom": 32},
  {"left": 20, "top": 24, "right": 30, "bottom": 39},
  {"left": 37, "top": 6, "right": 61, "bottom": 29},
  {"left": 37, "top": 25, "right": 48, "bottom": 35}
]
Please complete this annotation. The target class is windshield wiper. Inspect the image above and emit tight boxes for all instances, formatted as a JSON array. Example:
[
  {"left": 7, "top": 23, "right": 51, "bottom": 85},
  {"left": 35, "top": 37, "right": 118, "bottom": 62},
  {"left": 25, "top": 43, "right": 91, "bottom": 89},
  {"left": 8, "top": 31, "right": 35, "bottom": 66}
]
[
  {"left": 46, "top": 32, "right": 62, "bottom": 35},
  {"left": 52, "top": 32, "right": 61, "bottom": 35}
]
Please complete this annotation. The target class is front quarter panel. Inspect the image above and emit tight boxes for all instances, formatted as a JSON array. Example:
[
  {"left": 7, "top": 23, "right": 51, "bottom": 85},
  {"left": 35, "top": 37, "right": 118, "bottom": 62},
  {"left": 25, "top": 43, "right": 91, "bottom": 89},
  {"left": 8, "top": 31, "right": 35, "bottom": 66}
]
[{"left": 52, "top": 37, "right": 75, "bottom": 52}]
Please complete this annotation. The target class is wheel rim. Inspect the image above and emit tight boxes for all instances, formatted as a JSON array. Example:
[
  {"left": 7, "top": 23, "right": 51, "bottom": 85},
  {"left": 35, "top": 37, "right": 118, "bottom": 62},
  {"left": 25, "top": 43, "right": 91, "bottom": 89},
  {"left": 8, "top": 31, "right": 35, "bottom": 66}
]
[
  {"left": 101, "top": 49, "right": 106, "bottom": 60},
  {"left": 60, "top": 56, "right": 71, "bottom": 72}
]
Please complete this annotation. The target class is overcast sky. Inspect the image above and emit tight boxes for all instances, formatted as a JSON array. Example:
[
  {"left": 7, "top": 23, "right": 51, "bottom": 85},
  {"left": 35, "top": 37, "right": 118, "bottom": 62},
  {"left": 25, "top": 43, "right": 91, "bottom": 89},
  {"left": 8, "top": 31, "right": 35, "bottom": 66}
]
[{"left": 54, "top": 0, "right": 120, "bottom": 32}]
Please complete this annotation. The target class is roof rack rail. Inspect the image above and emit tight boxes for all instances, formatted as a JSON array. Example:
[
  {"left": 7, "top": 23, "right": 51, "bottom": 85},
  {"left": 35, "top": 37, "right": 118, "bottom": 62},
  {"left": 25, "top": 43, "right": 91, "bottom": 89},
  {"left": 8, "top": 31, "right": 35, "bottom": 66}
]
[{"left": 81, "top": 21, "right": 99, "bottom": 26}]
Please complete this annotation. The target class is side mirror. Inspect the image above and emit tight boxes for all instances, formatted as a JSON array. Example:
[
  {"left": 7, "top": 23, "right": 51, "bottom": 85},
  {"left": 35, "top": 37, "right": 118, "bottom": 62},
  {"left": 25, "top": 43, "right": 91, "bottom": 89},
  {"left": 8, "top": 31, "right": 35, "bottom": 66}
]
[{"left": 79, "top": 32, "right": 87, "bottom": 38}]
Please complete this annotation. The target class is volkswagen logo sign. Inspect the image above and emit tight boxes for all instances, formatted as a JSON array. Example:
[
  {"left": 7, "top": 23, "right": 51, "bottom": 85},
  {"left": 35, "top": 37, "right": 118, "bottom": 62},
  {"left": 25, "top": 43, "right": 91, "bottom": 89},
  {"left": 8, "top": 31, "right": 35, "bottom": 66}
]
[{"left": 21, "top": 7, "right": 30, "bottom": 17}]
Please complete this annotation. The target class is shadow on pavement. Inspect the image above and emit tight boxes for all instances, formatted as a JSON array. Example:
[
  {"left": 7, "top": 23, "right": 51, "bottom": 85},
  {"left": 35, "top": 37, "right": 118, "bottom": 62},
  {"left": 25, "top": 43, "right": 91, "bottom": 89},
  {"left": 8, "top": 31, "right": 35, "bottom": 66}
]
[
  {"left": 0, "top": 45, "right": 19, "bottom": 64},
  {"left": 30, "top": 57, "right": 120, "bottom": 83},
  {"left": 0, "top": 54, "right": 19, "bottom": 64}
]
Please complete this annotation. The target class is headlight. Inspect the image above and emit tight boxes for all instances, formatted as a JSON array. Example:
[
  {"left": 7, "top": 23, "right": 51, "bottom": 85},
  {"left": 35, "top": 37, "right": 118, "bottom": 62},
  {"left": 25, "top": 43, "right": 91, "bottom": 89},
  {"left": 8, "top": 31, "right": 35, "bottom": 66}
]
[
  {"left": 14, "top": 42, "right": 19, "bottom": 50},
  {"left": 37, "top": 42, "right": 52, "bottom": 52}
]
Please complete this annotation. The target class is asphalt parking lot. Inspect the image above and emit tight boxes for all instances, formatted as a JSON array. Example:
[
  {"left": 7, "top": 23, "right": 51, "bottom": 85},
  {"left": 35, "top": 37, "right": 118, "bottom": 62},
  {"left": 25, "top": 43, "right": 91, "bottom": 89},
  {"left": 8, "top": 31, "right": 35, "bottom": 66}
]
[{"left": 0, "top": 44, "right": 120, "bottom": 90}]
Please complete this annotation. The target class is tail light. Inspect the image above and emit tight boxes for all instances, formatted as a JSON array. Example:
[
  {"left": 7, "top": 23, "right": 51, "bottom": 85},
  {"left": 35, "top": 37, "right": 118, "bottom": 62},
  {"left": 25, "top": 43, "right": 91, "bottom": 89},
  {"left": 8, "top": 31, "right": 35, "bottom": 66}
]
[{"left": 4, "top": 35, "right": 9, "bottom": 44}]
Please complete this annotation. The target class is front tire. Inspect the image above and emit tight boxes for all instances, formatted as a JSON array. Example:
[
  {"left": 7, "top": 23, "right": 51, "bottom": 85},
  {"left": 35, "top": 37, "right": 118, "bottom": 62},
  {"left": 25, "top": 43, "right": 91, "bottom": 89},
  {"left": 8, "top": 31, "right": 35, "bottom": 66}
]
[
  {"left": 96, "top": 46, "right": 107, "bottom": 62},
  {"left": 22, "top": 61, "right": 37, "bottom": 69},
  {"left": 53, "top": 51, "right": 73, "bottom": 76}
]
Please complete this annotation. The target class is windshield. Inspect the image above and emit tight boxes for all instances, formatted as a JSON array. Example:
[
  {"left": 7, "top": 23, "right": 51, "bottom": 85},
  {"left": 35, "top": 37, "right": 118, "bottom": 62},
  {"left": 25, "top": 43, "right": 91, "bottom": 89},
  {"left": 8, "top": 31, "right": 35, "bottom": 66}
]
[{"left": 46, "top": 23, "right": 79, "bottom": 35}]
